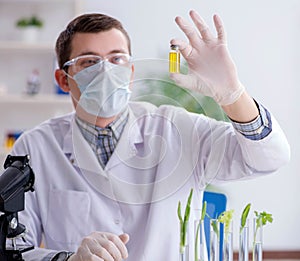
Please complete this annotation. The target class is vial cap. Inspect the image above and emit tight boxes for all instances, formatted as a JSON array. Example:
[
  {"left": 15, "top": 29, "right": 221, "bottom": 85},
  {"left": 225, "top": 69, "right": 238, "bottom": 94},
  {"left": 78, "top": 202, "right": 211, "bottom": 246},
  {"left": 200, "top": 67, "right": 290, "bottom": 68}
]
[{"left": 170, "top": 44, "right": 179, "bottom": 50}]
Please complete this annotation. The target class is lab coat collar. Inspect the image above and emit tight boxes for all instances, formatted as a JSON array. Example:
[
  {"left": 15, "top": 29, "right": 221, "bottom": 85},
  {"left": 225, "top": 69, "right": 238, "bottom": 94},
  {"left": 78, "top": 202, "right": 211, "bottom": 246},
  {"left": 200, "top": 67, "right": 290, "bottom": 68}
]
[
  {"left": 62, "top": 108, "right": 144, "bottom": 173},
  {"left": 63, "top": 115, "right": 105, "bottom": 176},
  {"left": 106, "top": 105, "right": 144, "bottom": 170}
]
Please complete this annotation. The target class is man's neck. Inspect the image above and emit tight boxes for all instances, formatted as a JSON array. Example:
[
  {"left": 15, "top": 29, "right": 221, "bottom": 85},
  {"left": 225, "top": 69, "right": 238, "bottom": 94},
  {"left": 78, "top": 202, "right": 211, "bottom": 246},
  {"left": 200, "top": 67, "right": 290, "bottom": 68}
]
[{"left": 75, "top": 108, "right": 117, "bottom": 128}]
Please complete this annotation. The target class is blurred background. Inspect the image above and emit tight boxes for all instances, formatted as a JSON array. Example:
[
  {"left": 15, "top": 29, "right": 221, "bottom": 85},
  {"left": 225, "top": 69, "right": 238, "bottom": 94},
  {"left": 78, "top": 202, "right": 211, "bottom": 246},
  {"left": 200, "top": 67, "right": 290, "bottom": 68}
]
[{"left": 0, "top": 0, "right": 299, "bottom": 253}]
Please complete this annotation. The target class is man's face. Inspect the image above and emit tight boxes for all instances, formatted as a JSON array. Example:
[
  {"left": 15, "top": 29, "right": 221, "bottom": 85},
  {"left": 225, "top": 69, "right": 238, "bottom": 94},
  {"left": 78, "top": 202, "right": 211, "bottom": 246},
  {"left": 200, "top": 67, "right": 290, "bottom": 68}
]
[{"left": 66, "top": 28, "right": 132, "bottom": 107}]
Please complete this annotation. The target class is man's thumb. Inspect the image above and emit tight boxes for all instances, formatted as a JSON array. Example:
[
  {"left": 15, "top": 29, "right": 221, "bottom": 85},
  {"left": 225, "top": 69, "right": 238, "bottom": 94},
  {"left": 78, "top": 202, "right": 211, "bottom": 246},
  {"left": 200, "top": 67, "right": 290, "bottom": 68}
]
[{"left": 119, "top": 233, "right": 130, "bottom": 244}]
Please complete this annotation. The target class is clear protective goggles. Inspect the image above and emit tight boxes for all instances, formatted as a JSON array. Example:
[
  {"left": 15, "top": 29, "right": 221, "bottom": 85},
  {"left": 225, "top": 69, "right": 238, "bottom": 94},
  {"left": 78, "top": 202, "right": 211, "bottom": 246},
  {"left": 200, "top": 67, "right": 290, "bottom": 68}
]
[{"left": 62, "top": 53, "right": 132, "bottom": 76}]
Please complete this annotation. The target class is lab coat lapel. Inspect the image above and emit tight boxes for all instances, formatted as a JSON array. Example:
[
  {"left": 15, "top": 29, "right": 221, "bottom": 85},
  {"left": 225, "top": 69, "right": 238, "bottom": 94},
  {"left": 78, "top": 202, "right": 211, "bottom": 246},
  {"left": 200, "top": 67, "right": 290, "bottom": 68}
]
[
  {"left": 61, "top": 112, "right": 145, "bottom": 201},
  {"left": 62, "top": 115, "right": 108, "bottom": 178},
  {"left": 61, "top": 110, "right": 143, "bottom": 174},
  {"left": 106, "top": 107, "right": 143, "bottom": 170}
]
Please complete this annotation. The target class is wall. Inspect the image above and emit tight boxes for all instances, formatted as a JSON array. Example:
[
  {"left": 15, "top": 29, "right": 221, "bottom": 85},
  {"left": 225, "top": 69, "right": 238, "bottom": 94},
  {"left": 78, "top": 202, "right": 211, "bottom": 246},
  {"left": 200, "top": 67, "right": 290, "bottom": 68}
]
[{"left": 83, "top": 0, "right": 300, "bottom": 250}]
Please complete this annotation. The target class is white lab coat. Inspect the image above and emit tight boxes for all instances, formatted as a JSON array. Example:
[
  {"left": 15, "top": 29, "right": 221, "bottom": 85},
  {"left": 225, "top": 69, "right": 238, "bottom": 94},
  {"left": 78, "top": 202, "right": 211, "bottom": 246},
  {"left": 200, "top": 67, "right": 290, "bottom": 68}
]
[{"left": 11, "top": 101, "right": 289, "bottom": 261}]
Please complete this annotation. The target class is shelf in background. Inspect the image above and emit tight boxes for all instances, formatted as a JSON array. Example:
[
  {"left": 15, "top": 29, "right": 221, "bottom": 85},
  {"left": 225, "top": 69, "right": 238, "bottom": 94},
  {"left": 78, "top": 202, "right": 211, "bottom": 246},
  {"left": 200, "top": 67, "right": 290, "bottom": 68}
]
[
  {"left": 0, "top": 94, "right": 74, "bottom": 171},
  {"left": 0, "top": 41, "right": 54, "bottom": 52}
]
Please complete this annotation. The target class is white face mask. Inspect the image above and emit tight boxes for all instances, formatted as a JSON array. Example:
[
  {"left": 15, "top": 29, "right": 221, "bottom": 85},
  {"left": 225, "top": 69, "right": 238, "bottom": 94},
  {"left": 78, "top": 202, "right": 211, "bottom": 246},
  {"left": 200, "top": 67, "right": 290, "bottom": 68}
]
[{"left": 73, "top": 62, "right": 132, "bottom": 118}]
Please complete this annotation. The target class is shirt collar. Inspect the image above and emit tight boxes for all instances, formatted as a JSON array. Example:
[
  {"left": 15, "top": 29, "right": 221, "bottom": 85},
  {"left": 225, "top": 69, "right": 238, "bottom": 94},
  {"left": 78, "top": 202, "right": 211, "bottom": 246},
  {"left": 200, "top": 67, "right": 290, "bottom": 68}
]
[{"left": 75, "top": 108, "right": 129, "bottom": 146}]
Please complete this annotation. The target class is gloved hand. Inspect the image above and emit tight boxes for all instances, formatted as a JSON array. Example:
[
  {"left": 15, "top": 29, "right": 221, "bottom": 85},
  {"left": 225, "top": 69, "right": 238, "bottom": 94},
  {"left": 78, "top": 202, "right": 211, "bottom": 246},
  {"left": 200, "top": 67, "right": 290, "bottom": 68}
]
[
  {"left": 68, "top": 232, "right": 129, "bottom": 261},
  {"left": 170, "top": 10, "right": 245, "bottom": 106}
]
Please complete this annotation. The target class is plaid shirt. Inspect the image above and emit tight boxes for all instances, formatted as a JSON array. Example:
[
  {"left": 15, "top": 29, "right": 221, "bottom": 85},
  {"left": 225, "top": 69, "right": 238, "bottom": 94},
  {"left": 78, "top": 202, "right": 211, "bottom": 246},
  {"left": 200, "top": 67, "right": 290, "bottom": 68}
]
[
  {"left": 231, "top": 102, "right": 272, "bottom": 140},
  {"left": 76, "top": 109, "right": 128, "bottom": 168},
  {"left": 76, "top": 102, "right": 271, "bottom": 168}
]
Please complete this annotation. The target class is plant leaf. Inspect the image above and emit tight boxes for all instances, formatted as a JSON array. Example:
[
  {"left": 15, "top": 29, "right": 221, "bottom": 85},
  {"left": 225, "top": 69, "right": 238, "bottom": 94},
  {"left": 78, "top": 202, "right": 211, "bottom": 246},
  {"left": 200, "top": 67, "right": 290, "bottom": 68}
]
[
  {"left": 201, "top": 201, "right": 207, "bottom": 221},
  {"left": 211, "top": 219, "right": 219, "bottom": 239},
  {"left": 177, "top": 201, "right": 183, "bottom": 223},
  {"left": 240, "top": 203, "right": 251, "bottom": 233},
  {"left": 184, "top": 188, "right": 193, "bottom": 223},
  {"left": 218, "top": 209, "right": 234, "bottom": 237}
]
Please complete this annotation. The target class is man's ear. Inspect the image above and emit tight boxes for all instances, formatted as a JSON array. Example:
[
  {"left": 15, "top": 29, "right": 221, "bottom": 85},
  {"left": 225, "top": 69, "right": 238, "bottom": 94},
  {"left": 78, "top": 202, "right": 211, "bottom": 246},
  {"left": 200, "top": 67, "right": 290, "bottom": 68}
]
[{"left": 55, "top": 69, "right": 70, "bottom": 93}]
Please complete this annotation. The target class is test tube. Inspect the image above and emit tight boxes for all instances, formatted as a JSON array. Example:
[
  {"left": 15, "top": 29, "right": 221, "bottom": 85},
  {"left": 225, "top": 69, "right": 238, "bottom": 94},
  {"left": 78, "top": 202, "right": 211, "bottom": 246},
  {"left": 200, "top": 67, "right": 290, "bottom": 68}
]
[{"left": 169, "top": 44, "right": 180, "bottom": 73}]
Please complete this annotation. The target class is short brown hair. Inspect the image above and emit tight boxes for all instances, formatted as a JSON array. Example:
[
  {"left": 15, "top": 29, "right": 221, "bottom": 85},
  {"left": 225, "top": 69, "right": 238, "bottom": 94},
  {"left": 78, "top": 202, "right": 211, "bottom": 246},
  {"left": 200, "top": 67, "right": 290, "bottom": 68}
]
[{"left": 55, "top": 13, "right": 132, "bottom": 69}]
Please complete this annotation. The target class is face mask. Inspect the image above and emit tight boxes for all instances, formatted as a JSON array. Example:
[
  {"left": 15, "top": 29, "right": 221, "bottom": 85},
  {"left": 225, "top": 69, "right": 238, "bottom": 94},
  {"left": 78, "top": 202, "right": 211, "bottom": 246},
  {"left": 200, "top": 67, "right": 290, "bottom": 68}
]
[{"left": 73, "top": 61, "right": 132, "bottom": 118}]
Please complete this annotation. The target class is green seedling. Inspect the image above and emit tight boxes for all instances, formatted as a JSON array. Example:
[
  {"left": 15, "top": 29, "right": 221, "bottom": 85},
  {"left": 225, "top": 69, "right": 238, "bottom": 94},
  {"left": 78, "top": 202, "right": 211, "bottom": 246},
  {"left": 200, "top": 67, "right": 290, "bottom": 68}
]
[
  {"left": 254, "top": 210, "right": 273, "bottom": 240},
  {"left": 252, "top": 210, "right": 273, "bottom": 261},
  {"left": 177, "top": 188, "right": 193, "bottom": 254},
  {"left": 218, "top": 209, "right": 234, "bottom": 243}
]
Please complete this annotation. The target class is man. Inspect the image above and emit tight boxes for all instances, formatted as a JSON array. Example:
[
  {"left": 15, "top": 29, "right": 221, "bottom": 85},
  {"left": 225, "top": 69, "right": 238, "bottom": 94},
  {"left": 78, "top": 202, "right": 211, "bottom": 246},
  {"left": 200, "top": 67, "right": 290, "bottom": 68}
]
[{"left": 10, "top": 10, "right": 289, "bottom": 261}]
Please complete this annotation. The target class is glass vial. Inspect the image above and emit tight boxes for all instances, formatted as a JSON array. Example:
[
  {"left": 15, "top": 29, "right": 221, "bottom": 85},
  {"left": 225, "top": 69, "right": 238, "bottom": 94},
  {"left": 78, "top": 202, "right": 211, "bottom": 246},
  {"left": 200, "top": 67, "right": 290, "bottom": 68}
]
[
  {"left": 179, "top": 222, "right": 189, "bottom": 261},
  {"left": 253, "top": 218, "right": 263, "bottom": 261},
  {"left": 210, "top": 219, "right": 220, "bottom": 261},
  {"left": 179, "top": 245, "right": 189, "bottom": 261},
  {"left": 223, "top": 220, "right": 233, "bottom": 261},
  {"left": 169, "top": 44, "right": 180, "bottom": 73},
  {"left": 195, "top": 219, "right": 208, "bottom": 261},
  {"left": 239, "top": 219, "right": 249, "bottom": 261}
]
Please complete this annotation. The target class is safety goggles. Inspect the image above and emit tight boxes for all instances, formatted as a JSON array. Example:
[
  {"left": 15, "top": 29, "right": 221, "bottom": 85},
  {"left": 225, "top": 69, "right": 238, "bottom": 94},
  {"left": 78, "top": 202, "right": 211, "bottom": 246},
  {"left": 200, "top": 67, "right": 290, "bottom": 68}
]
[{"left": 62, "top": 53, "right": 132, "bottom": 75}]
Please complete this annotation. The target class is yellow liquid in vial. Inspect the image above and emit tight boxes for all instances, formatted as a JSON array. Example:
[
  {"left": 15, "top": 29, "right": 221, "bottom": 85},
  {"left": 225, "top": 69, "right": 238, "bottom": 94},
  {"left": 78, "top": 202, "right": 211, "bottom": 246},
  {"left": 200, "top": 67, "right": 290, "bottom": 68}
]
[{"left": 169, "top": 51, "right": 180, "bottom": 73}]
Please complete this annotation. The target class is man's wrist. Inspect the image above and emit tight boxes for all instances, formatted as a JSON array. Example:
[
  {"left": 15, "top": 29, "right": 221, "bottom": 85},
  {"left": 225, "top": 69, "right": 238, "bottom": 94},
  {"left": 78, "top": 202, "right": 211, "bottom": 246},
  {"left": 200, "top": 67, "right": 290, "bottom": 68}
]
[{"left": 231, "top": 101, "right": 272, "bottom": 140}]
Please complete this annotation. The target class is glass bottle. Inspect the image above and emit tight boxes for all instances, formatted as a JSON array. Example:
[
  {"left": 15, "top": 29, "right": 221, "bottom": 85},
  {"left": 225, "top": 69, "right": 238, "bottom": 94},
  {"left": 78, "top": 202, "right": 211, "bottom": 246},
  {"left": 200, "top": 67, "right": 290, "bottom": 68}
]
[{"left": 169, "top": 44, "right": 180, "bottom": 73}]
